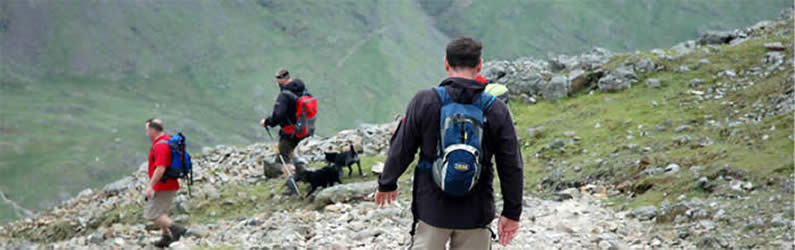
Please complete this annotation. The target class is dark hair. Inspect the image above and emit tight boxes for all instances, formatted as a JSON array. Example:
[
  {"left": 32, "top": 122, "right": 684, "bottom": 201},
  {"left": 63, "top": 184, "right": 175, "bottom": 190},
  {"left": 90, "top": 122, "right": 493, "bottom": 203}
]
[
  {"left": 146, "top": 118, "right": 163, "bottom": 132},
  {"left": 446, "top": 37, "right": 482, "bottom": 69},
  {"left": 275, "top": 69, "right": 290, "bottom": 79}
]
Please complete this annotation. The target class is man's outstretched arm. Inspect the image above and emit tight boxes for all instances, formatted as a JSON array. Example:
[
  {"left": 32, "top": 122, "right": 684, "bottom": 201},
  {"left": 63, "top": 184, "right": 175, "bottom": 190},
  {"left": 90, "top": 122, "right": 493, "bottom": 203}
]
[
  {"left": 485, "top": 101, "right": 523, "bottom": 246},
  {"left": 376, "top": 92, "right": 424, "bottom": 205}
]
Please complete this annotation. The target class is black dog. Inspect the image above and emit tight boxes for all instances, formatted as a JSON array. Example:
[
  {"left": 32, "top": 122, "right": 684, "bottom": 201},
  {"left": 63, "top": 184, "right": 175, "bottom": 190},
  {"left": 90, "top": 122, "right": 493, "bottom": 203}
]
[
  {"left": 295, "top": 165, "right": 342, "bottom": 197},
  {"left": 324, "top": 144, "right": 362, "bottom": 177}
]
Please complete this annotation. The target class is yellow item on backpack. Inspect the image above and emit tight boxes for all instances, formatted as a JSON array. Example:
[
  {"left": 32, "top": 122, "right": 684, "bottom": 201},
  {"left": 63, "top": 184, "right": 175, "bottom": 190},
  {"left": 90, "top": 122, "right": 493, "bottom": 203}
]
[{"left": 485, "top": 84, "right": 508, "bottom": 97}]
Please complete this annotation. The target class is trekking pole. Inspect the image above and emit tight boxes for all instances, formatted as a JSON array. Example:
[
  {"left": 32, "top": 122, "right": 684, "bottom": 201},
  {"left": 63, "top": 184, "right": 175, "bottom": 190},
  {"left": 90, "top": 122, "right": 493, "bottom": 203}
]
[
  {"left": 264, "top": 126, "right": 273, "bottom": 177},
  {"left": 265, "top": 126, "right": 274, "bottom": 140},
  {"left": 279, "top": 154, "right": 303, "bottom": 199}
]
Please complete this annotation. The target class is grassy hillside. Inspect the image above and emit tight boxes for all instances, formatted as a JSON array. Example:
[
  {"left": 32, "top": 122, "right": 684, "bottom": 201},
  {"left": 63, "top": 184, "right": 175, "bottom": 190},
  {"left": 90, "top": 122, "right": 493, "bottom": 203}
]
[
  {"left": 0, "top": 0, "right": 448, "bottom": 223},
  {"left": 424, "top": 0, "right": 792, "bottom": 59},
  {"left": 0, "top": 0, "right": 791, "bottom": 224},
  {"left": 508, "top": 22, "right": 793, "bottom": 246}
]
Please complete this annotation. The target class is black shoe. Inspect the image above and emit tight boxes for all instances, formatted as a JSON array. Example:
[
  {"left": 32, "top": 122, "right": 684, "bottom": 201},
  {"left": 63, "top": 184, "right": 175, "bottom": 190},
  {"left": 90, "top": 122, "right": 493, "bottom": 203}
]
[
  {"left": 281, "top": 187, "right": 296, "bottom": 196},
  {"left": 153, "top": 234, "right": 174, "bottom": 248},
  {"left": 170, "top": 224, "right": 187, "bottom": 241}
]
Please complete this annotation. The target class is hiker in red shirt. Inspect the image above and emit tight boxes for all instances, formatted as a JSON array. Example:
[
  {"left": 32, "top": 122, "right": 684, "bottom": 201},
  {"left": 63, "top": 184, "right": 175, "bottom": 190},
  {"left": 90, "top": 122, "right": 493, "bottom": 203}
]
[{"left": 144, "top": 118, "right": 186, "bottom": 247}]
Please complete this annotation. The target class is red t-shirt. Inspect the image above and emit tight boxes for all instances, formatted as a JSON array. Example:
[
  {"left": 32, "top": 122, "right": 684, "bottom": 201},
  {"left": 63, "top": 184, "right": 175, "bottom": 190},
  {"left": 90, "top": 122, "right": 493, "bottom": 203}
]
[{"left": 148, "top": 134, "right": 180, "bottom": 191}]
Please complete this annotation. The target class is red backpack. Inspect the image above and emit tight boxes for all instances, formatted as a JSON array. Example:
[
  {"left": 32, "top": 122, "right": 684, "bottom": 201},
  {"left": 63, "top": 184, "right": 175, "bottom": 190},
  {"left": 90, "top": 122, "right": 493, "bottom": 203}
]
[{"left": 281, "top": 91, "right": 317, "bottom": 138}]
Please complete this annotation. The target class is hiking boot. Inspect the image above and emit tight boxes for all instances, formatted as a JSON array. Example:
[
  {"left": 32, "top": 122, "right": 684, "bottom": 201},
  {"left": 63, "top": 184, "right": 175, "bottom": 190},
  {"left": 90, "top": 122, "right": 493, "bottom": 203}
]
[
  {"left": 153, "top": 234, "right": 174, "bottom": 248},
  {"left": 170, "top": 224, "right": 187, "bottom": 241},
  {"left": 281, "top": 187, "right": 296, "bottom": 196},
  {"left": 281, "top": 179, "right": 298, "bottom": 196}
]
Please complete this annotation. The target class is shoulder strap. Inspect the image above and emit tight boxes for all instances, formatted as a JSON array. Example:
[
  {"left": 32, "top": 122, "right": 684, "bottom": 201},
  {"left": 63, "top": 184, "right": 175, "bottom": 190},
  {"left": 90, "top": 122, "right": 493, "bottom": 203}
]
[
  {"left": 477, "top": 93, "right": 497, "bottom": 112},
  {"left": 434, "top": 87, "right": 452, "bottom": 106},
  {"left": 281, "top": 90, "right": 299, "bottom": 99},
  {"left": 155, "top": 140, "right": 168, "bottom": 146}
]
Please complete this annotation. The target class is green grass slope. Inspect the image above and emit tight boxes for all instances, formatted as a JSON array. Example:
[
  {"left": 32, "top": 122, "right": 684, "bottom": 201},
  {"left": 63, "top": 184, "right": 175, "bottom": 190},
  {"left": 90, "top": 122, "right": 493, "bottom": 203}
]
[
  {"left": 0, "top": 0, "right": 448, "bottom": 223},
  {"left": 425, "top": 0, "right": 792, "bottom": 59},
  {"left": 508, "top": 22, "right": 792, "bottom": 246}
]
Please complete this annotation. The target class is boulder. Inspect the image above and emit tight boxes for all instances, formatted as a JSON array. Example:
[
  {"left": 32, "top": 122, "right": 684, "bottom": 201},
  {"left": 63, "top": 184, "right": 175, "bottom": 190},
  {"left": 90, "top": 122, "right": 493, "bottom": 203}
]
[
  {"left": 540, "top": 75, "right": 569, "bottom": 100},
  {"left": 597, "top": 74, "right": 630, "bottom": 92},
  {"left": 630, "top": 206, "right": 657, "bottom": 221},
  {"left": 645, "top": 78, "right": 662, "bottom": 88},
  {"left": 635, "top": 58, "right": 656, "bottom": 73},
  {"left": 567, "top": 69, "right": 588, "bottom": 93},
  {"left": 261, "top": 157, "right": 283, "bottom": 178},
  {"left": 698, "top": 30, "right": 738, "bottom": 45},
  {"left": 313, "top": 181, "right": 377, "bottom": 207},
  {"left": 103, "top": 176, "right": 135, "bottom": 195}
]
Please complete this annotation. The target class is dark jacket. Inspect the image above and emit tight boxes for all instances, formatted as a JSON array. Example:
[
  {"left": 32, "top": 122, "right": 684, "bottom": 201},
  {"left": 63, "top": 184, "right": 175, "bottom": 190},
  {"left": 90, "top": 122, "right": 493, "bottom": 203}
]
[
  {"left": 266, "top": 79, "right": 311, "bottom": 137},
  {"left": 378, "top": 77, "right": 524, "bottom": 229}
]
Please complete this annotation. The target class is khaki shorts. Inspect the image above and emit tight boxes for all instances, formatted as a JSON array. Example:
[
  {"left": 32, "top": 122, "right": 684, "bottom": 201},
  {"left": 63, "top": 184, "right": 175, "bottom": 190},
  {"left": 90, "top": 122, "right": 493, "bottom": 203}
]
[
  {"left": 409, "top": 220, "right": 491, "bottom": 250},
  {"left": 144, "top": 190, "right": 176, "bottom": 220}
]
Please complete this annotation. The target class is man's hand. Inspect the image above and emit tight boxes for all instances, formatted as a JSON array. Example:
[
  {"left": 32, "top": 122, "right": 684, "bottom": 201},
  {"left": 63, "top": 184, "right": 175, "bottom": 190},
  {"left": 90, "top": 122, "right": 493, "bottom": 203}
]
[
  {"left": 145, "top": 186, "right": 155, "bottom": 201},
  {"left": 374, "top": 188, "right": 398, "bottom": 208},
  {"left": 260, "top": 118, "right": 268, "bottom": 128},
  {"left": 498, "top": 216, "right": 519, "bottom": 246}
]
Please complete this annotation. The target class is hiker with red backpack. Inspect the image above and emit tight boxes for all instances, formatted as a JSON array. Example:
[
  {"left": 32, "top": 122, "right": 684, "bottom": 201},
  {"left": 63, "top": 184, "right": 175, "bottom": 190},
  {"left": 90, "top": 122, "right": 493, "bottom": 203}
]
[{"left": 260, "top": 69, "right": 317, "bottom": 196}]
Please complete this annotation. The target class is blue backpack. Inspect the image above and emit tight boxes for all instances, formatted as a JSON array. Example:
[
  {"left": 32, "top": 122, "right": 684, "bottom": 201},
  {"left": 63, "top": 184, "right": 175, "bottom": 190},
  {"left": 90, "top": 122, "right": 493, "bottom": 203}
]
[
  {"left": 430, "top": 87, "right": 496, "bottom": 196},
  {"left": 156, "top": 133, "right": 194, "bottom": 193}
]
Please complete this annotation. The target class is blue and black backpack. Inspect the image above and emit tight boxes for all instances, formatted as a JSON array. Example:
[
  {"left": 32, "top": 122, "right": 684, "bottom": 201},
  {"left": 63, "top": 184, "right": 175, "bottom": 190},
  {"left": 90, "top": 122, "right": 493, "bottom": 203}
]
[
  {"left": 156, "top": 132, "right": 194, "bottom": 194},
  {"left": 429, "top": 87, "right": 496, "bottom": 197}
]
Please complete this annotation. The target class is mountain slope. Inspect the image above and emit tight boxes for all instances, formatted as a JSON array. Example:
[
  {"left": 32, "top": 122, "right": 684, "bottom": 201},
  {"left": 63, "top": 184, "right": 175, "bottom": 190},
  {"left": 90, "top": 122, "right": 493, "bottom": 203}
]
[
  {"left": 424, "top": 0, "right": 792, "bottom": 59},
  {"left": 1, "top": 0, "right": 792, "bottom": 224},
  {"left": 0, "top": 0, "right": 448, "bottom": 223}
]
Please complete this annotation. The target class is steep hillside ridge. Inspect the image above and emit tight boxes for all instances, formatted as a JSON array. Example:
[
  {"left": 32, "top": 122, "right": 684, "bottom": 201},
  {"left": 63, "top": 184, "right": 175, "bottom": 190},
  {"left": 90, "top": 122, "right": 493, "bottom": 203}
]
[
  {"left": 423, "top": 0, "right": 792, "bottom": 59},
  {"left": 0, "top": 0, "right": 448, "bottom": 223}
]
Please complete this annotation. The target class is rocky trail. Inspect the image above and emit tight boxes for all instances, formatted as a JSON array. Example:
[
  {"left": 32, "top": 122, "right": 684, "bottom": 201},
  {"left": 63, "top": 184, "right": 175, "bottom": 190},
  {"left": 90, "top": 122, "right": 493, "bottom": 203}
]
[{"left": 0, "top": 120, "right": 695, "bottom": 249}]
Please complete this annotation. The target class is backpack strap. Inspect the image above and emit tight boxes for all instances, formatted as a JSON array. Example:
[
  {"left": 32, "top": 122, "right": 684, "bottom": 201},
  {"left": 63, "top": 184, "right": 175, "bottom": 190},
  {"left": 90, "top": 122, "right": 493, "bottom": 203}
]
[
  {"left": 434, "top": 87, "right": 453, "bottom": 106},
  {"left": 477, "top": 92, "right": 497, "bottom": 112},
  {"left": 435, "top": 86, "right": 497, "bottom": 110},
  {"left": 281, "top": 90, "right": 303, "bottom": 100}
]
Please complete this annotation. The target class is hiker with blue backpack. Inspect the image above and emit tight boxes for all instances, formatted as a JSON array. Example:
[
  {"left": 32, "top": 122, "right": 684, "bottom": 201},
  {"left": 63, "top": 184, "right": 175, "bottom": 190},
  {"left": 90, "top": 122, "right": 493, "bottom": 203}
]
[
  {"left": 375, "top": 37, "right": 524, "bottom": 249},
  {"left": 260, "top": 69, "right": 318, "bottom": 196},
  {"left": 144, "top": 118, "right": 191, "bottom": 248}
]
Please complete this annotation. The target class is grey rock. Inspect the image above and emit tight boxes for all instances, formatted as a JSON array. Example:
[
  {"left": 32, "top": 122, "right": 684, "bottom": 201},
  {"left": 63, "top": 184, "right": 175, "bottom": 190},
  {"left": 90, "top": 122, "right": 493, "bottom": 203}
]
[
  {"left": 353, "top": 228, "right": 386, "bottom": 241},
  {"left": 204, "top": 186, "right": 221, "bottom": 201},
  {"left": 765, "top": 42, "right": 786, "bottom": 51},
  {"left": 630, "top": 206, "right": 657, "bottom": 221},
  {"left": 746, "top": 218, "right": 766, "bottom": 230},
  {"left": 314, "top": 180, "right": 377, "bottom": 207},
  {"left": 699, "top": 220, "right": 716, "bottom": 231},
  {"left": 103, "top": 176, "right": 135, "bottom": 195},
  {"left": 771, "top": 217, "right": 790, "bottom": 227},
  {"left": 527, "top": 127, "right": 544, "bottom": 137},
  {"left": 698, "top": 30, "right": 738, "bottom": 45},
  {"left": 664, "top": 163, "right": 681, "bottom": 175},
  {"left": 645, "top": 78, "right": 662, "bottom": 88},
  {"left": 635, "top": 58, "right": 656, "bottom": 72},
  {"left": 541, "top": 75, "right": 569, "bottom": 100},
  {"left": 568, "top": 69, "right": 588, "bottom": 92},
  {"left": 598, "top": 74, "right": 630, "bottom": 92},
  {"left": 674, "top": 125, "right": 692, "bottom": 133},
  {"left": 262, "top": 157, "right": 283, "bottom": 178},
  {"left": 689, "top": 79, "right": 704, "bottom": 88},
  {"left": 679, "top": 65, "right": 690, "bottom": 72},
  {"left": 673, "top": 135, "right": 692, "bottom": 145}
]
